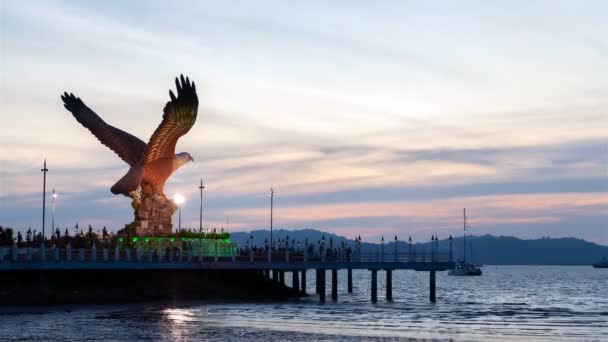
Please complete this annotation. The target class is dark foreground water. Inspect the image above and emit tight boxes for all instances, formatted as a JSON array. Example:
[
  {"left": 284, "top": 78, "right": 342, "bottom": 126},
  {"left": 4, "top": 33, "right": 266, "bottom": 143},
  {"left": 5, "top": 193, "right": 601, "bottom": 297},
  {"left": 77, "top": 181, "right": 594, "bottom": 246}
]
[{"left": 1, "top": 266, "right": 606, "bottom": 341}]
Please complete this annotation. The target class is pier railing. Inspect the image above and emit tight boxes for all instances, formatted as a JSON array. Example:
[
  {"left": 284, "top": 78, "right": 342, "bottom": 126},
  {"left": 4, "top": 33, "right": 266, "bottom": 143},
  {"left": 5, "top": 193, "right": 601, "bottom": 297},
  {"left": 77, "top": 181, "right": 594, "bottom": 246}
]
[{"left": 0, "top": 244, "right": 451, "bottom": 265}]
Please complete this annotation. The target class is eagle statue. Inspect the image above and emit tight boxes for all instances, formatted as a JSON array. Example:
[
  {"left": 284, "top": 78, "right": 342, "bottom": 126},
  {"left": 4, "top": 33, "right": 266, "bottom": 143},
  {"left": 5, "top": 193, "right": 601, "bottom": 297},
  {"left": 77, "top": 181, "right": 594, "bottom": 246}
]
[{"left": 61, "top": 75, "right": 199, "bottom": 235}]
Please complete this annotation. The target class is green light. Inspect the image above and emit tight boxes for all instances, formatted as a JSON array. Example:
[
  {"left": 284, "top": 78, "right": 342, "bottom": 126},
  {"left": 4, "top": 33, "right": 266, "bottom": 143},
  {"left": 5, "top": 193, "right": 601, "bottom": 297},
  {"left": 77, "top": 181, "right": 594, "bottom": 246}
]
[
  {"left": 119, "top": 237, "right": 124, "bottom": 242},
  {"left": 144, "top": 237, "right": 150, "bottom": 243},
  {"left": 132, "top": 237, "right": 139, "bottom": 242},
  {"left": 170, "top": 237, "right": 175, "bottom": 242},
  {"left": 157, "top": 237, "right": 162, "bottom": 242}
]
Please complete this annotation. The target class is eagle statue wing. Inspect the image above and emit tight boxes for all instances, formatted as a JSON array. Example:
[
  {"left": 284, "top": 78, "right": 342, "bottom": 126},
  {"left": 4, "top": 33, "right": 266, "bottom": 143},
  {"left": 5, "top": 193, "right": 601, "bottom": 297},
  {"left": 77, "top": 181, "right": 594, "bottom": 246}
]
[
  {"left": 144, "top": 75, "right": 198, "bottom": 164},
  {"left": 61, "top": 93, "right": 147, "bottom": 166}
]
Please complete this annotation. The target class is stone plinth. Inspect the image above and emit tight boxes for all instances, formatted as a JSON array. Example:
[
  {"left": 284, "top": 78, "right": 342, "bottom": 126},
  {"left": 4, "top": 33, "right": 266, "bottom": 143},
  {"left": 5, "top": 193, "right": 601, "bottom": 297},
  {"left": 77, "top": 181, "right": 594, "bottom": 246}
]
[{"left": 122, "top": 192, "right": 176, "bottom": 236}]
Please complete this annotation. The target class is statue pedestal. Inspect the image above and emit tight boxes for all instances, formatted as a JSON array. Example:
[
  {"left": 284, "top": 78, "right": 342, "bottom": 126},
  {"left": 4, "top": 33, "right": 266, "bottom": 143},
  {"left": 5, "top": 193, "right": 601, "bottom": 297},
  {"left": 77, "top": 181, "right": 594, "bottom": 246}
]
[{"left": 123, "top": 193, "right": 176, "bottom": 236}]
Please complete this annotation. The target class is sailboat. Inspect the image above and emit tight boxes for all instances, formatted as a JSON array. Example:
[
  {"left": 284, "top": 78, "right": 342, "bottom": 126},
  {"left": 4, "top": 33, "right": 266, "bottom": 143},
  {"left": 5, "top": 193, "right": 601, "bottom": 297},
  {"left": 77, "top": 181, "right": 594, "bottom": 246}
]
[{"left": 448, "top": 208, "right": 483, "bottom": 276}]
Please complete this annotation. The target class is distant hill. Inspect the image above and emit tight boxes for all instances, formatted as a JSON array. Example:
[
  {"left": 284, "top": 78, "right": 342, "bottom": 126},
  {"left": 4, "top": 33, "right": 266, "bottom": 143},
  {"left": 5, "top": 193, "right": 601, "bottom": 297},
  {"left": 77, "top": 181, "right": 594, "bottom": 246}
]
[{"left": 230, "top": 229, "right": 608, "bottom": 265}]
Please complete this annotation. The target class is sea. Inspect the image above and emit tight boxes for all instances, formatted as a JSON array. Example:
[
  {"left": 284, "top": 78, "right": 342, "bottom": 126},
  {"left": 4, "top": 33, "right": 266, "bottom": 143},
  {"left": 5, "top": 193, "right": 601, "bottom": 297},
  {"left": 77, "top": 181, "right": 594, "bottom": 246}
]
[{"left": 0, "top": 266, "right": 606, "bottom": 341}]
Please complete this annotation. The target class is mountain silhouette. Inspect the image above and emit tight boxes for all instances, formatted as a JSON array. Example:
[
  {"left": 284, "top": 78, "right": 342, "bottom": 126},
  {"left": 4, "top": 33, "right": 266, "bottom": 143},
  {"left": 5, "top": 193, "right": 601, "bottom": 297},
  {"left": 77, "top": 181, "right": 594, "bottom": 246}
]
[{"left": 229, "top": 229, "right": 608, "bottom": 265}]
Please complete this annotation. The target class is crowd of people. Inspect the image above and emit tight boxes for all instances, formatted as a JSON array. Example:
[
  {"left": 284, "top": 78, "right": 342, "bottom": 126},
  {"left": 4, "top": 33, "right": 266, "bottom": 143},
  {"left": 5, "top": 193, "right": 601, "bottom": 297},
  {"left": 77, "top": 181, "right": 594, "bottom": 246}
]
[
  {"left": 236, "top": 235, "right": 355, "bottom": 262},
  {"left": 0, "top": 224, "right": 233, "bottom": 249}
]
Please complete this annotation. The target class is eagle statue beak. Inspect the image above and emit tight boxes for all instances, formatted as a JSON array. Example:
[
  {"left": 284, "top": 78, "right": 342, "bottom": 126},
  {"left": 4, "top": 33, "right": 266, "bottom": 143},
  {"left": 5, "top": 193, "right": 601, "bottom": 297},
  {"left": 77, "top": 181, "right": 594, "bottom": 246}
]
[{"left": 190, "top": 155, "right": 194, "bottom": 162}]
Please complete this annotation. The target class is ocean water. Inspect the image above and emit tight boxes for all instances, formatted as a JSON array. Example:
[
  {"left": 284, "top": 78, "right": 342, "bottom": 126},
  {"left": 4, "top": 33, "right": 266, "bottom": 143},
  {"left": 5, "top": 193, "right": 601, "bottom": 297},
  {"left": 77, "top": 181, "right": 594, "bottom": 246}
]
[{"left": 0, "top": 266, "right": 606, "bottom": 341}]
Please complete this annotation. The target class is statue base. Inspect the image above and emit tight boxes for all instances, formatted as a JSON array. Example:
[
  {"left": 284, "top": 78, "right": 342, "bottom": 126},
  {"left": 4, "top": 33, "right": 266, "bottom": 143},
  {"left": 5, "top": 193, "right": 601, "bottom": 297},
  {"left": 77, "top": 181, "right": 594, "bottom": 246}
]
[{"left": 120, "top": 192, "right": 176, "bottom": 236}]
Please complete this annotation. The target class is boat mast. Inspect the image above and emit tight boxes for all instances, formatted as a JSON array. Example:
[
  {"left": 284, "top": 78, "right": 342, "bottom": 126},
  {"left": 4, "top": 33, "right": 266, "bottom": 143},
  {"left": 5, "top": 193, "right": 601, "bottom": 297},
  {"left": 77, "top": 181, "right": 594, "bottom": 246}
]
[{"left": 463, "top": 208, "right": 466, "bottom": 264}]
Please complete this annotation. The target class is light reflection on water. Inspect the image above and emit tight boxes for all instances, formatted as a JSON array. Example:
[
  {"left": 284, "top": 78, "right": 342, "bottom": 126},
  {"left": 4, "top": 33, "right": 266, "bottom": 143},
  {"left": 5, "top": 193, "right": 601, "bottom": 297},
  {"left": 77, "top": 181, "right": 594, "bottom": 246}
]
[{"left": 0, "top": 266, "right": 606, "bottom": 341}]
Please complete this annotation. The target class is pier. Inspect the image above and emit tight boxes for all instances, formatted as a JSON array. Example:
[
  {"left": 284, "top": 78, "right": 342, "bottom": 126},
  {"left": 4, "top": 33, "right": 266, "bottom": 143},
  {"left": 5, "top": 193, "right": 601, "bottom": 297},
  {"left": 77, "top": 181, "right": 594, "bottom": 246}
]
[{"left": 0, "top": 239, "right": 454, "bottom": 303}]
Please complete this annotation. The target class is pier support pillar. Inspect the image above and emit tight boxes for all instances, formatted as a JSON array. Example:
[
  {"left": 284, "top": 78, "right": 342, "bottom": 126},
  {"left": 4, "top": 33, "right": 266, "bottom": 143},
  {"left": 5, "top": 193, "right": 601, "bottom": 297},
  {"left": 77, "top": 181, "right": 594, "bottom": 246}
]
[
  {"left": 301, "top": 270, "right": 307, "bottom": 294},
  {"left": 429, "top": 270, "right": 436, "bottom": 303},
  {"left": 347, "top": 268, "right": 353, "bottom": 293},
  {"left": 371, "top": 269, "right": 378, "bottom": 303},
  {"left": 315, "top": 269, "right": 320, "bottom": 294},
  {"left": 279, "top": 270, "right": 285, "bottom": 285},
  {"left": 317, "top": 269, "right": 326, "bottom": 302},
  {"left": 331, "top": 269, "right": 338, "bottom": 301},
  {"left": 386, "top": 270, "right": 393, "bottom": 301},
  {"left": 292, "top": 270, "right": 299, "bottom": 292},
  {"left": 272, "top": 269, "right": 278, "bottom": 283}
]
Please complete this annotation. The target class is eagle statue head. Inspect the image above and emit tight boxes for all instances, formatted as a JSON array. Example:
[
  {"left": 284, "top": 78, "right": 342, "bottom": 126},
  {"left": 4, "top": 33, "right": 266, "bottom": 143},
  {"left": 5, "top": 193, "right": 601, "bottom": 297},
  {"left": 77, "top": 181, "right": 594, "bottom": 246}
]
[{"left": 175, "top": 152, "right": 194, "bottom": 170}]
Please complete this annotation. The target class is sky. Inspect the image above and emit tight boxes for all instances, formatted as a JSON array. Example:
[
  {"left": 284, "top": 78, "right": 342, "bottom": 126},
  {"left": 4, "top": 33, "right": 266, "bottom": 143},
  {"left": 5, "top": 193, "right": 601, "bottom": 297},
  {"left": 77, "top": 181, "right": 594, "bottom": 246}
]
[{"left": 0, "top": 0, "right": 607, "bottom": 244}]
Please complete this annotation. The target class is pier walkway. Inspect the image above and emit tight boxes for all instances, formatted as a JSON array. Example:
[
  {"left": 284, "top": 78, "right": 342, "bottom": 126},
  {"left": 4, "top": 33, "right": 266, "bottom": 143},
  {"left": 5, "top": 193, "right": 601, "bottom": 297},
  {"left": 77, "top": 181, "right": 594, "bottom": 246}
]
[{"left": 0, "top": 244, "right": 454, "bottom": 303}]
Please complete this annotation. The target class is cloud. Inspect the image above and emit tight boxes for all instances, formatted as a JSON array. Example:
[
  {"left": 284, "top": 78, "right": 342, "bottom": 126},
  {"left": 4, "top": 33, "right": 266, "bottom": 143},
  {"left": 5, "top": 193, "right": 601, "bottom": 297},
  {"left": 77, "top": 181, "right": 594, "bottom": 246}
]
[{"left": 1, "top": 0, "right": 607, "bottom": 245}]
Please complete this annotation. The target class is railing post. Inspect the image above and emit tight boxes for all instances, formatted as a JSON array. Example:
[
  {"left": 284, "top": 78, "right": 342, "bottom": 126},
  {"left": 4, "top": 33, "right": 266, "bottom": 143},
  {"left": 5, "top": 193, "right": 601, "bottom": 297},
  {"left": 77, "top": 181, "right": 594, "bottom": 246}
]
[
  {"left": 91, "top": 245, "right": 96, "bottom": 261},
  {"left": 303, "top": 238, "right": 308, "bottom": 262},
  {"left": 66, "top": 243, "right": 71, "bottom": 261},
  {"left": 168, "top": 247, "right": 173, "bottom": 262},
  {"left": 79, "top": 247, "right": 85, "bottom": 261},
  {"left": 285, "top": 248, "right": 290, "bottom": 263},
  {"left": 232, "top": 245, "right": 236, "bottom": 263},
  {"left": 267, "top": 246, "right": 271, "bottom": 263},
  {"left": 178, "top": 246, "right": 183, "bottom": 262},
  {"left": 53, "top": 246, "right": 59, "bottom": 261},
  {"left": 115, "top": 245, "right": 120, "bottom": 261},
  {"left": 394, "top": 236, "right": 398, "bottom": 262},
  {"left": 40, "top": 244, "right": 46, "bottom": 261},
  {"left": 26, "top": 247, "right": 32, "bottom": 261},
  {"left": 348, "top": 268, "right": 353, "bottom": 293},
  {"left": 249, "top": 245, "right": 253, "bottom": 263},
  {"left": 147, "top": 249, "right": 152, "bottom": 262},
  {"left": 103, "top": 247, "right": 108, "bottom": 261},
  {"left": 125, "top": 248, "right": 131, "bottom": 262},
  {"left": 214, "top": 240, "right": 218, "bottom": 262}
]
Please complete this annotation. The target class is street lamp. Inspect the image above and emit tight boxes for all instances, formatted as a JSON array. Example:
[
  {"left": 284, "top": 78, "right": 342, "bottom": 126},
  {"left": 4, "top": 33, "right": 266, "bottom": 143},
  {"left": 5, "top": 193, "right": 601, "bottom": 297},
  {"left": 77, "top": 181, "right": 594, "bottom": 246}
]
[
  {"left": 174, "top": 193, "right": 185, "bottom": 231},
  {"left": 41, "top": 159, "right": 48, "bottom": 241},
  {"left": 270, "top": 187, "right": 274, "bottom": 251},
  {"left": 52, "top": 188, "right": 57, "bottom": 235},
  {"left": 198, "top": 179, "right": 204, "bottom": 232}
]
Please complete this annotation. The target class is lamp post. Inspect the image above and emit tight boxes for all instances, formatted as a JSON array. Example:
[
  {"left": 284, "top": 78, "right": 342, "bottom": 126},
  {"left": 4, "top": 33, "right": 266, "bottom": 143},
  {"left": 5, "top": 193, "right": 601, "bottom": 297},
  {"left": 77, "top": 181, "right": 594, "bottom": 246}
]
[
  {"left": 174, "top": 193, "right": 185, "bottom": 231},
  {"left": 408, "top": 236, "right": 413, "bottom": 261},
  {"left": 52, "top": 188, "right": 57, "bottom": 234},
  {"left": 198, "top": 179, "right": 204, "bottom": 232},
  {"left": 270, "top": 187, "right": 274, "bottom": 251},
  {"left": 41, "top": 159, "right": 48, "bottom": 241}
]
